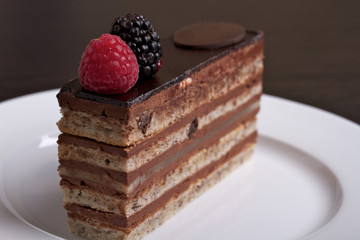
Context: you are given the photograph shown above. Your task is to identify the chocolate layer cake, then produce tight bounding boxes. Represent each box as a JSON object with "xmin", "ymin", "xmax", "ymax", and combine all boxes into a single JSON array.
[{"xmin": 57, "ymin": 21, "xmax": 264, "ymax": 240}]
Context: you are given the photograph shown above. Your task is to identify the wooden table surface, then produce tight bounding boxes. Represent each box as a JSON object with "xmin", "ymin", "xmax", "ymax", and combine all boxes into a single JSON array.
[{"xmin": 0, "ymin": 0, "xmax": 359, "ymax": 124}]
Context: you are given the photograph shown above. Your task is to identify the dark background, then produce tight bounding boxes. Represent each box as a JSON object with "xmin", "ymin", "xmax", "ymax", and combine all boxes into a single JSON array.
[{"xmin": 0, "ymin": 0, "xmax": 359, "ymax": 124}]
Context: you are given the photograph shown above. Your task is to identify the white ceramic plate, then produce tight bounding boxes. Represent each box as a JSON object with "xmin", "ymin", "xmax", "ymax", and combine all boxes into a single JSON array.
[{"xmin": 0, "ymin": 90, "xmax": 359, "ymax": 240}]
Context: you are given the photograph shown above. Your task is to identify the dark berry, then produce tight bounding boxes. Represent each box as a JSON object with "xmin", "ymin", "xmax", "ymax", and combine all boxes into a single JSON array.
[{"xmin": 111, "ymin": 14, "xmax": 163, "ymax": 78}]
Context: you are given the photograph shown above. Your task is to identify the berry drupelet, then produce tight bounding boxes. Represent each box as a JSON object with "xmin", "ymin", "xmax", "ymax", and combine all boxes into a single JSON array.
[{"xmin": 110, "ymin": 14, "xmax": 163, "ymax": 78}]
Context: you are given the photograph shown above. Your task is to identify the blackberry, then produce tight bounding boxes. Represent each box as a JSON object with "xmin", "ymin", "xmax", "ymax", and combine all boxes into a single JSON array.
[{"xmin": 110, "ymin": 14, "xmax": 162, "ymax": 78}]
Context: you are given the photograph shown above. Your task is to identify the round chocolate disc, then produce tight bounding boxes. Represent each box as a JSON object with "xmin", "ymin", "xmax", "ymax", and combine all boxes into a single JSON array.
[{"xmin": 174, "ymin": 22, "xmax": 246, "ymax": 49}]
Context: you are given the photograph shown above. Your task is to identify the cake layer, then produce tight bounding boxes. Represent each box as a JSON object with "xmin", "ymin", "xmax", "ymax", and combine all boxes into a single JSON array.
[
  {"xmin": 59, "ymin": 116, "xmax": 256, "ymax": 201},
  {"xmin": 57, "ymin": 83, "xmax": 261, "ymax": 175},
  {"xmin": 58, "ymin": 98, "xmax": 259, "ymax": 199},
  {"xmin": 60, "ymin": 120, "xmax": 256, "ymax": 218},
  {"xmin": 57, "ymin": 36, "xmax": 263, "ymax": 147},
  {"xmin": 65, "ymin": 144, "xmax": 254, "ymax": 240},
  {"xmin": 64, "ymin": 140, "xmax": 254, "ymax": 229}
]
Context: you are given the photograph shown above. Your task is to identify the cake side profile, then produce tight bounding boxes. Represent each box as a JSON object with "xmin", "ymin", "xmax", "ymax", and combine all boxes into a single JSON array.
[{"xmin": 56, "ymin": 17, "xmax": 264, "ymax": 240}]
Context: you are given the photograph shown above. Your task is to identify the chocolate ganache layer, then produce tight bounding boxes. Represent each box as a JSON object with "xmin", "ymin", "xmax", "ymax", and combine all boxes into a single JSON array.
[
  {"xmin": 64, "ymin": 134, "xmax": 256, "ymax": 229},
  {"xmin": 60, "ymin": 119, "xmax": 257, "ymax": 200},
  {"xmin": 59, "ymin": 104, "xmax": 259, "ymax": 199},
  {"xmin": 58, "ymin": 96, "xmax": 260, "ymax": 186},
  {"xmin": 57, "ymin": 29, "xmax": 263, "ymax": 111}
]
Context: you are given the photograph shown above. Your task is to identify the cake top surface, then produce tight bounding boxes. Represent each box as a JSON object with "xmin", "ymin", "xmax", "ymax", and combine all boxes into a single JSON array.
[{"xmin": 59, "ymin": 23, "xmax": 263, "ymax": 108}]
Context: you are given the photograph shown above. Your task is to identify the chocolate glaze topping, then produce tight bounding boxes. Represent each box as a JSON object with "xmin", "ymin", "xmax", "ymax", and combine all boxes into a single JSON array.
[
  {"xmin": 58, "ymin": 30, "xmax": 263, "ymax": 108},
  {"xmin": 174, "ymin": 22, "xmax": 246, "ymax": 49}
]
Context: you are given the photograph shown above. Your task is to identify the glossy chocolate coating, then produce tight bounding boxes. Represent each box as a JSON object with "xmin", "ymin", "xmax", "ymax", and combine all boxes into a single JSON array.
[{"xmin": 59, "ymin": 29, "xmax": 262, "ymax": 108}]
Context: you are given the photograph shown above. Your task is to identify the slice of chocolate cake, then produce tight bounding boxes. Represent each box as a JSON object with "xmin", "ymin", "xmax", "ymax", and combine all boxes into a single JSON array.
[{"xmin": 57, "ymin": 19, "xmax": 264, "ymax": 240}]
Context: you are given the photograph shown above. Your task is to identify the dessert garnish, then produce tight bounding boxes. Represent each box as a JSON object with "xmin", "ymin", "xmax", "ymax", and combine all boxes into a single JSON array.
[
  {"xmin": 174, "ymin": 22, "xmax": 246, "ymax": 49},
  {"xmin": 78, "ymin": 33, "xmax": 139, "ymax": 94},
  {"xmin": 110, "ymin": 14, "xmax": 163, "ymax": 78}
]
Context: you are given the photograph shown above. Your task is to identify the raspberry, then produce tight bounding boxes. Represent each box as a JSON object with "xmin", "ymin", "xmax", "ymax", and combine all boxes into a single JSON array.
[
  {"xmin": 110, "ymin": 14, "xmax": 162, "ymax": 78},
  {"xmin": 78, "ymin": 33, "xmax": 139, "ymax": 94}
]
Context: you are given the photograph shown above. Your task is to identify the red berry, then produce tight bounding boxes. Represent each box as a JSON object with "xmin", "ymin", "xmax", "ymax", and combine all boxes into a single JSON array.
[{"xmin": 78, "ymin": 33, "xmax": 139, "ymax": 94}]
